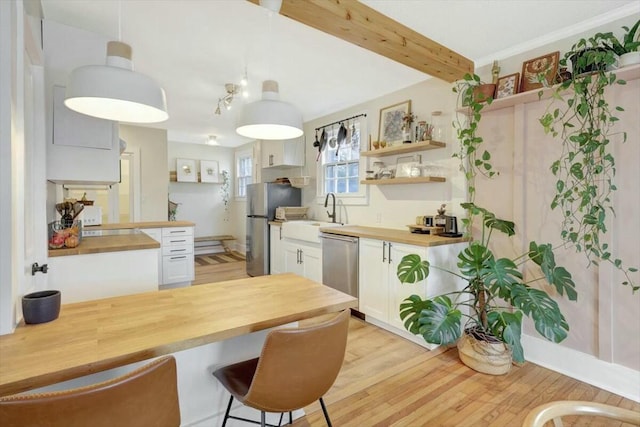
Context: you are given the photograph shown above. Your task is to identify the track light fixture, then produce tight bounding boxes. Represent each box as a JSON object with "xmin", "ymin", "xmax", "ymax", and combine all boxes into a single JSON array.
[{"xmin": 214, "ymin": 83, "xmax": 241, "ymax": 115}]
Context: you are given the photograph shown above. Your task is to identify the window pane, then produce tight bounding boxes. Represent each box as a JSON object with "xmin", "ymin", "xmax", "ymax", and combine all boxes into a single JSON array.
[
  {"xmin": 336, "ymin": 164, "xmax": 346, "ymax": 178},
  {"xmin": 326, "ymin": 165, "xmax": 334, "ymax": 178},
  {"xmin": 336, "ymin": 179, "xmax": 347, "ymax": 193},
  {"xmin": 348, "ymin": 178, "xmax": 359, "ymax": 192},
  {"xmin": 348, "ymin": 162, "xmax": 358, "ymax": 177}
]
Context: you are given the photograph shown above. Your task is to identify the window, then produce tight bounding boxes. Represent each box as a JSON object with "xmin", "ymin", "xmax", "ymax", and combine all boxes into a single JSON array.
[
  {"xmin": 235, "ymin": 150, "xmax": 253, "ymax": 198},
  {"xmin": 321, "ymin": 121, "xmax": 361, "ymax": 195}
]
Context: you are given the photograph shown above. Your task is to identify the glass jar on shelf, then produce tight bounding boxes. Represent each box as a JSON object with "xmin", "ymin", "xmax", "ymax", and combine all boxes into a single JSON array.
[{"xmin": 431, "ymin": 111, "xmax": 446, "ymax": 143}]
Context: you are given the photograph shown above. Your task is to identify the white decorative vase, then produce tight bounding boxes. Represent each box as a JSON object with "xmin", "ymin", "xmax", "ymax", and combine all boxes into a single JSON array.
[{"xmin": 618, "ymin": 52, "xmax": 640, "ymax": 68}]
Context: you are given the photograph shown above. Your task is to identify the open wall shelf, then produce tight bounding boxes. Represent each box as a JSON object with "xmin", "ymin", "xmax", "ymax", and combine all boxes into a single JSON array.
[{"xmin": 361, "ymin": 140, "xmax": 446, "ymax": 157}]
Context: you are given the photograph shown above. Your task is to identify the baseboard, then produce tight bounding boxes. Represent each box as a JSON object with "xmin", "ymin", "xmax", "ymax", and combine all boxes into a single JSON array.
[{"xmin": 522, "ymin": 334, "xmax": 640, "ymax": 402}]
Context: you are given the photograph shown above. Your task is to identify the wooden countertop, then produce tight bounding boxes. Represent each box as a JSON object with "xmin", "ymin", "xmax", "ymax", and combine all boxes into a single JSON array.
[
  {"xmin": 319, "ymin": 225, "xmax": 469, "ymax": 247},
  {"xmin": 0, "ymin": 273, "xmax": 357, "ymax": 396},
  {"xmin": 48, "ymin": 233, "xmax": 160, "ymax": 258},
  {"xmin": 88, "ymin": 221, "xmax": 195, "ymax": 230}
]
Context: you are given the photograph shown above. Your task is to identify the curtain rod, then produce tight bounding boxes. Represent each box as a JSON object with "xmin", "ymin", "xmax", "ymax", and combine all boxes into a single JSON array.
[{"xmin": 314, "ymin": 113, "xmax": 367, "ymax": 132}]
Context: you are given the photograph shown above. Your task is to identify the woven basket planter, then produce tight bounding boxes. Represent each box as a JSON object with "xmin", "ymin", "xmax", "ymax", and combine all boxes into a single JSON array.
[{"xmin": 457, "ymin": 328, "xmax": 512, "ymax": 375}]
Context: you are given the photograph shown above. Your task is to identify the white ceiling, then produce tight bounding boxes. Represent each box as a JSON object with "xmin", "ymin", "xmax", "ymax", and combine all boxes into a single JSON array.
[{"xmin": 41, "ymin": 0, "xmax": 639, "ymax": 147}]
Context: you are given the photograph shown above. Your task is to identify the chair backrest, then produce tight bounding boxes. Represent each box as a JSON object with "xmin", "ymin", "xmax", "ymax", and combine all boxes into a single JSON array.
[
  {"xmin": 522, "ymin": 400, "xmax": 640, "ymax": 427},
  {"xmin": 0, "ymin": 355, "xmax": 180, "ymax": 427},
  {"xmin": 244, "ymin": 310, "xmax": 350, "ymax": 413}
]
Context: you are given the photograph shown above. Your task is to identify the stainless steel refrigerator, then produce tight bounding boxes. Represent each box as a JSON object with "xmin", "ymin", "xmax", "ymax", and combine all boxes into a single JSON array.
[{"xmin": 246, "ymin": 183, "xmax": 301, "ymax": 276}]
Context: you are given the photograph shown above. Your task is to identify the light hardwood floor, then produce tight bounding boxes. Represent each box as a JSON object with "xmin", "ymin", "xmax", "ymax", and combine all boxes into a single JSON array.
[{"xmin": 194, "ymin": 258, "xmax": 640, "ymax": 426}]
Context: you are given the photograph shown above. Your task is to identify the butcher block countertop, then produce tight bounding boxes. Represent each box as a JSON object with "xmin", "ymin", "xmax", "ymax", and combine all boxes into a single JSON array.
[
  {"xmin": 319, "ymin": 225, "xmax": 469, "ymax": 247},
  {"xmin": 48, "ymin": 232, "xmax": 160, "ymax": 258},
  {"xmin": 88, "ymin": 220, "xmax": 195, "ymax": 230},
  {"xmin": 0, "ymin": 273, "xmax": 357, "ymax": 396}
]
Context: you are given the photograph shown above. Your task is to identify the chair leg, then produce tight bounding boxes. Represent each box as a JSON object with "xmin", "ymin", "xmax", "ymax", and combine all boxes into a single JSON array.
[
  {"xmin": 289, "ymin": 411, "xmax": 293, "ymax": 425},
  {"xmin": 278, "ymin": 412, "xmax": 284, "ymax": 426},
  {"xmin": 319, "ymin": 397, "xmax": 332, "ymax": 427},
  {"xmin": 261, "ymin": 411, "xmax": 266, "ymax": 427},
  {"xmin": 221, "ymin": 396, "xmax": 234, "ymax": 427}
]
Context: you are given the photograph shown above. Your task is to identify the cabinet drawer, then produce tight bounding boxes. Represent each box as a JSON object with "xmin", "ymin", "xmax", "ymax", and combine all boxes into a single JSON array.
[
  {"xmin": 162, "ymin": 254, "xmax": 194, "ymax": 285},
  {"xmin": 162, "ymin": 235, "xmax": 194, "ymax": 247},
  {"xmin": 162, "ymin": 244, "xmax": 193, "ymax": 256},
  {"xmin": 162, "ymin": 227, "xmax": 194, "ymax": 237}
]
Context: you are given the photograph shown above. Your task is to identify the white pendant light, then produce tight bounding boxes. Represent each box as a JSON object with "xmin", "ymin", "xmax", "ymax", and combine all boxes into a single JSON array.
[
  {"xmin": 236, "ymin": 80, "xmax": 303, "ymax": 140},
  {"xmin": 64, "ymin": 41, "xmax": 168, "ymax": 123}
]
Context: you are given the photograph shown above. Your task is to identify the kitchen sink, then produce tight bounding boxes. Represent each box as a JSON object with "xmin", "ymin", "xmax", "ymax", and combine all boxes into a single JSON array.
[{"xmin": 280, "ymin": 220, "xmax": 344, "ymax": 243}]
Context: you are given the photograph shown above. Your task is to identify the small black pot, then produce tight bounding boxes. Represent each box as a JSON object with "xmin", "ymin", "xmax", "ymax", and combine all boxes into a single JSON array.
[
  {"xmin": 569, "ymin": 47, "xmax": 611, "ymax": 76},
  {"xmin": 22, "ymin": 290, "xmax": 61, "ymax": 324}
]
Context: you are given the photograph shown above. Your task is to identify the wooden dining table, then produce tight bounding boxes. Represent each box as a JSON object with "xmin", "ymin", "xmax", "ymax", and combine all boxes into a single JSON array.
[{"xmin": 0, "ymin": 273, "xmax": 358, "ymax": 397}]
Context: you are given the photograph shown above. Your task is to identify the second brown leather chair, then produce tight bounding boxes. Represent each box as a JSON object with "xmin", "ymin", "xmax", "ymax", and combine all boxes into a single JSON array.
[
  {"xmin": 213, "ymin": 309, "xmax": 350, "ymax": 427},
  {"xmin": 0, "ymin": 355, "xmax": 180, "ymax": 427}
]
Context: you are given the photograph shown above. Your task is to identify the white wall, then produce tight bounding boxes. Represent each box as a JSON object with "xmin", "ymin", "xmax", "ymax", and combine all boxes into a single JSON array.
[
  {"xmin": 167, "ymin": 141, "xmax": 235, "ymax": 238},
  {"xmin": 120, "ymin": 125, "xmax": 169, "ymax": 221}
]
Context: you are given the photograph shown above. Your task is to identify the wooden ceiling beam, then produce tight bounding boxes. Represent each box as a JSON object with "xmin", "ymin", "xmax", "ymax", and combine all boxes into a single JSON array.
[{"xmin": 248, "ymin": 0, "xmax": 474, "ymax": 82}]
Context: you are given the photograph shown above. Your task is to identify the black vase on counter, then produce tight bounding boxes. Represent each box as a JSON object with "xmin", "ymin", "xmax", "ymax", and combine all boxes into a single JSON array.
[{"xmin": 22, "ymin": 290, "xmax": 61, "ymax": 324}]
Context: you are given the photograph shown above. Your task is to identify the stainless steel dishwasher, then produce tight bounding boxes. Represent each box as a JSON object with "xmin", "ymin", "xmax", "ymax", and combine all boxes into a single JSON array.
[{"xmin": 320, "ymin": 232, "xmax": 359, "ymax": 299}]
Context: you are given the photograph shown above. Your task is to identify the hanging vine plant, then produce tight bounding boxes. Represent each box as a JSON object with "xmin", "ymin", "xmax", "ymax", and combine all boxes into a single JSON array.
[
  {"xmin": 539, "ymin": 32, "xmax": 638, "ymax": 291},
  {"xmin": 220, "ymin": 170, "xmax": 230, "ymax": 222}
]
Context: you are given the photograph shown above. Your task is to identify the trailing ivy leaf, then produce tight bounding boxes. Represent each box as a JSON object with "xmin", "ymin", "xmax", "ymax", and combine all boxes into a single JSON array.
[
  {"xmin": 417, "ymin": 296, "xmax": 462, "ymax": 345},
  {"xmin": 400, "ymin": 295, "xmax": 432, "ymax": 335},
  {"xmin": 397, "ymin": 254, "xmax": 430, "ymax": 284},
  {"xmin": 487, "ymin": 310, "xmax": 524, "ymax": 363}
]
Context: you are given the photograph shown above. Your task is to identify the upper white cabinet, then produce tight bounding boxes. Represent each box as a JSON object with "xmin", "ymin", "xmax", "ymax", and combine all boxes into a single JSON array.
[
  {"xmin": 47, "ymin": 86, "xmax": 120, "ymax": 184},
  {"xmin": 261, "ymin": 139, "xmax": 304, "ymax": 168}
]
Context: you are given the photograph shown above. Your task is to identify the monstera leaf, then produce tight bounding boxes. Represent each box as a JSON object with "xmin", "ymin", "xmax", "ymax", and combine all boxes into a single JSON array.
[
  {"xmin": 417, "ymin": 296, "xmax": 462, "ymax": 345},
  {"xmin": 399, "ymin": 295, "xmax": 432, "ymax": 335},
  {"xmin": 483, "ymin": 257, "xmax": 523, "ymax": 300},
  {"xmin": 458, "ymin": 242, "xmax": 493, "ymax": 280},
  {"xmin": 487, "ymin": 310, "xmax": 524, "ymax": 363},
  {"xmin": 397, "ymin": 254, "xmax": 430, "ymax": 284},
  {"xmin": 529, "ymin": 241, "xmax": 577, "ymax": 300},
  {"xmin": 510, "ymin": 284, "xmax": 569, "ymax": 343},
  {"xmin": 461, "ymin": 202, "xmax": 515, "ymax": 236}
]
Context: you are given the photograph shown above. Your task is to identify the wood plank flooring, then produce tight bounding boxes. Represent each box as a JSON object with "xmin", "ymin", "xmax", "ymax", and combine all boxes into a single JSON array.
[{"xmin": 194, "ymin": 259, "xmax": 640, "ymax": 426}]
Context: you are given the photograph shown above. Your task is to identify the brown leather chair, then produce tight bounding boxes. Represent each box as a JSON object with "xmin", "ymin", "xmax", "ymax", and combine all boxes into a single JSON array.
[
  {"xmin": 522, "ymin": 400, "xmax": 640, "ymax": 427},
  {"xmin": 0, "ymin": 355, "xmax": 180, "ymax": 427},
  {"xmin": 213, "ymin": 310, "xmax": 350, "ymax": 427}
]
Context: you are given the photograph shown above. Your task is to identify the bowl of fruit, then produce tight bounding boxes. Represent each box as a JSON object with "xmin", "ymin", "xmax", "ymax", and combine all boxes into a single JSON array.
[{"xmin": 48, "ymin": 221, "xmax": 81, "ymax": 249}]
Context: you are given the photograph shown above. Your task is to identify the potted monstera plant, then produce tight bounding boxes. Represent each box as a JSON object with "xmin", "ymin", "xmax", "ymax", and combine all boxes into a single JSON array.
[{"xmin": 397, "ymin": 203, "xmax": 577, "ymax": 373}]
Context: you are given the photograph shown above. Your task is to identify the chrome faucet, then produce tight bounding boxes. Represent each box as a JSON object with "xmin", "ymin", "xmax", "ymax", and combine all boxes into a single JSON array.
[{"xmin": 324, "ymin": 192, "xmax": 336, "ymax": 223}]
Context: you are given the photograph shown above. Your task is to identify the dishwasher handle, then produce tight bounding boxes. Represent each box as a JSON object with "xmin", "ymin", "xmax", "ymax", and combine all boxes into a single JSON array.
[{"xmin": 319, "ymin": 233, "xmax": 358, "ymax": 244}]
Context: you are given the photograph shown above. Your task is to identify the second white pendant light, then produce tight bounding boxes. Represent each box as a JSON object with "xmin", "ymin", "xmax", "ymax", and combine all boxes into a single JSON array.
[
  {"xmin": 64, "ymin": 41, "xmax": 168, "ymax": 124},
  {"xmin": 236, "ymin": 80, "xmax": 303, "ymax": 140}
]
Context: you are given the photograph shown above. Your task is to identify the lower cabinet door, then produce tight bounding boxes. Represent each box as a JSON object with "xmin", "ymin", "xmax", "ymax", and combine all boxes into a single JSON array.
[
  {"xmin": 282, "ymin": 241, "xmax": 304, "ymax": 277},
  {"xmin": 301, "ymin": 245, "xmax": 322, "ymax": 283},
  {"xmin": 358, "ymin": 238, "xmax": 388, "ymax": 321},
  {"xmin": 162, "ymin": 254, "xmax": 194, "ymax": 285}
]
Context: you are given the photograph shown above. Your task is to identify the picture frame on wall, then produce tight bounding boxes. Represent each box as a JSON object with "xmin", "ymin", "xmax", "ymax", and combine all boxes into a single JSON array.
[
  {"xmin": 200, "ymin": 160, "xmax": 220, "ymax": 183},
  {"xmin": 495, "ymin": 72, "xmax": 521, "ymax": 99},
  {"xmin": 520, "ymin": 51, "xmax": 559, "ymax": 93},
  {"xmin": 378, "ymin": 100, "xmax": 411, "ymax": 146},
  {"xmin": 176, "ymin": 158, "xmax": 197, "ymax": 182}
]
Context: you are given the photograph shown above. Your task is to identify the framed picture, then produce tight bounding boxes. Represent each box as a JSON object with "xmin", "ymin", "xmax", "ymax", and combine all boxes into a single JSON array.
[
  {"xmin": 520, "ymin": 51, "xmax": 559, "ymax": 93},
  {"xmin": 378, "ymin": 100, "xmax": 411, "ymax": 146},
  {"xmin": 176, "ymin": 158, "xmax": 197, "ymax": 182},
  {"xmin": 495, "ymin": 73, "xmax": 520, "ymax": 98},
  {"xmin": 200, "ymin": 160, "xmax": 219, "ymax": 183}
]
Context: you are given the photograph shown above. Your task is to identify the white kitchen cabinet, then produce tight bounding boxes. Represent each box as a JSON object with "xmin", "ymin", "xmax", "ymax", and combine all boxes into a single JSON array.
[
  {"xmin": 270, "ymin": 225, "xmax": 284, "ymax": 274},
  {"xmin": 261, "ymin": 139, "xmax": 304, "ymax": 168},
  {"xmin": 47, "ymin": 86, "xmax": 120, "ymax": 184},
  {"xmin": 359, "ymin": 237, "xmax": 466, "ymax": 349},
  {"xmin": 141, "ymin": 228, "xmax": 163, "ymax": 285},
  {"xmin": 281, "ymin": 239, "xmax": 322, "ymax": 283},
  {"xmin": 142, "ymin": 226, "xmax": 194, "ymax": 289}
]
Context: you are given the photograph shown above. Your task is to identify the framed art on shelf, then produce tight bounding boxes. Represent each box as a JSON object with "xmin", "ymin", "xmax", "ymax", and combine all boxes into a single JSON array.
[
  {"xmin": 200, "ymin": 160, "xmax": 220, "ymax": 183},
  {"xmin": 520, "ymin": 51, "xmax": 559, "ymax": 93},
  {"xmin": 495, "ymin": 73, "xmax": 520, "ymax": 99},
  {"xmin": 176, "ymin": 158, "xmax": 197, "ymax": 182},
  {"xmin": 378, "ymin": 100, "xmax": 411, "ymax": 146}
]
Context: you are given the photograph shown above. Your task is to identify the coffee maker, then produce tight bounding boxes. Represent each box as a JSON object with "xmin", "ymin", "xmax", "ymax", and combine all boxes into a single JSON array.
[{"xmin": 441, "ymin": 215, "xmax": 462, "ymax": 237}]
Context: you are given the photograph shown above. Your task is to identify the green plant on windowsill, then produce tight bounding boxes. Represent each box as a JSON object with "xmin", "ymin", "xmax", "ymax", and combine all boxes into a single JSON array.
[
  {"xmin": 603, "ymin": 19, "xmax": 640, "ymax": 56},
  {"xmin": 394, "ymin": 74, "xmax": 577, "ymax": 371},
  {"xmin": 539, "ymin": 31, "xmax": 638, "ymax": 291}
]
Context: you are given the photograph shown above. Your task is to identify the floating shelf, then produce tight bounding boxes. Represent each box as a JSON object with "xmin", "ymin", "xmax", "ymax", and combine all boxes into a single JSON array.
[
  {"xmin": 361, "ymin": 176, "xmax": 446, "ymax": 185},
  {"xmin": 361, "ymin": 140, "xmax": 446, "ymax": 157},
  {"xmin": 457, "ymin": 64, "xmax": 640, "ymax": 114}
]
